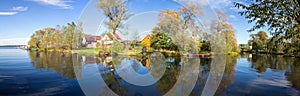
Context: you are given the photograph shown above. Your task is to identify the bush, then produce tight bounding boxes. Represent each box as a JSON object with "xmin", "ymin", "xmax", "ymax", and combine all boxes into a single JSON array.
[
  {"xmin": 147, "ymin": 48, "xmax": 154, "ymax": 53},
  {"xmin": 110, "ymin": 42, "xmax": 124, "ymax": 53}
]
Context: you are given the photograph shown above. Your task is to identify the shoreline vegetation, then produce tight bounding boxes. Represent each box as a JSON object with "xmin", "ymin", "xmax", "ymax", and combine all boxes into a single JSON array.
[
  {"xmin": 21, "ymin": 0, "xmax": 299, "ymax": 59},
  {"xmin": 25, "ymin": 47, "xmax": 238, "ymax": 58},
  {"xmin": 26, "ymin": 0, "xmax": 245, "ymax": 58}
]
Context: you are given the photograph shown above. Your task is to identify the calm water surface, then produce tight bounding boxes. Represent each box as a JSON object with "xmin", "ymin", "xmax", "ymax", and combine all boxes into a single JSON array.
[{"xmin": 0, "ymin": 47, "xmax": 299, "ymax": 96}]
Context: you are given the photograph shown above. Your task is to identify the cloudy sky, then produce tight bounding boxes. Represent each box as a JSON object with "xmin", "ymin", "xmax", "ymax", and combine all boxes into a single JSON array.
[{"xmin": 0, "ymin": 0, "xmax": 266, "ymax": 45}]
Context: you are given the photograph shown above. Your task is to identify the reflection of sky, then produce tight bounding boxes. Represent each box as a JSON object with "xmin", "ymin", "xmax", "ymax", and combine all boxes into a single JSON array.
[
  {"xmin": 227, "ymin": 58, "xmax": 300, "ymax": 96},
  {"xmin": 78, "ymin": 58, "xmax": 163, "ymax": 96},
  {"xmin": 115, "ymin": 58, "xmax": 156, "ymax": 85},
  {"xmin": 0, "ymin": 48, "xmax": 84, "ymax": 95}
]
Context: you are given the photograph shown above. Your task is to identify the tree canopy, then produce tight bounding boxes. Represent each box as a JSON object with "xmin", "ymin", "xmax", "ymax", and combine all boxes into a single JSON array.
[
  {"xmin": 235, "ymin": 0, "xmax": 300, "ymax": 55},
  {"xmin": 97, "ymin": 0, "xmax": 132, "ymax": 34},
  {"xmin": 28, "ymin": 22, "xmax": 83, "ymax": 51},
  {"xmin": 234, "ymin": 0, "xmax": 300, "ymax": 39}
]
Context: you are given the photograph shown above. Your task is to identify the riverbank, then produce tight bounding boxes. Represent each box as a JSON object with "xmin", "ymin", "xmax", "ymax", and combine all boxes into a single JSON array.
[
  {"xmin": 241, "ymin": 51, "xmax": 300, "ymax": 58},
  {"xmin": 26, "ymin": 48, "xmax": 239, "ymax": 58}
]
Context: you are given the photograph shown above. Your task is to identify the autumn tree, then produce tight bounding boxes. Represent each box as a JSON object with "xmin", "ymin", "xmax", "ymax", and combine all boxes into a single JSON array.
[
  {"xmin": 28, "ymin": 34, "xmax": 38, "ymax": 48},
  {"xmin": 179, "ymin": 3, "xmax": 202, "ymax": 37},
  {"xmin": 97, "ymin": 0, "xmax": 132, "ymax": 34},
  {"xmin": 213, "ymin": 10, "xmax": 239, "ymax": 53},
  {"xmin": 28, "ymin": 28, "xmax": 54, "ymax": 50},
  {"xmin": 154, "ymin": 3, "xmax": 204, "ymax": 53},
  {"xmin": 28, "ymin": 22, "xmax": 83, "ymax": 51}
]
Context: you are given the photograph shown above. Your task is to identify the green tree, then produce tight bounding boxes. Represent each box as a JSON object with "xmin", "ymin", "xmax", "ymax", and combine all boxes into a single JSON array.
[
  {"xmin": 150, "ymin": 30, "xmax": 177, "ymax": 51},
  {"xmin": 201, "ymin": 40, "xmax": 211, "ymax": 52},
  {"xmin": 97, "ymin": 0, "xmax": 132, "ymax": 34},
  {"xmin": 235, "ymin": 0, "xmax": 300, "ymax": 55},
  {"xmin": 250, "ymin": 31, "xmax": 269, "ymax": 52},
  {"xmin": 234, "ymin": 0, "xmax": 300, "ymax": 36}
]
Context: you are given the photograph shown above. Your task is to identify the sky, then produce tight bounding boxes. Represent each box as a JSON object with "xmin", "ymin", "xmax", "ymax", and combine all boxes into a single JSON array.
[{"xmin": 0, "ymin": 0, "xmax": 268, "ymax": 45}]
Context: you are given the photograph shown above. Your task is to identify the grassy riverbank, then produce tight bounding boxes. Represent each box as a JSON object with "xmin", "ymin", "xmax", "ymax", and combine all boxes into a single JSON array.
[{"xmin": 27, "ymin": 47, "xmax": 239, "ymax": 57}]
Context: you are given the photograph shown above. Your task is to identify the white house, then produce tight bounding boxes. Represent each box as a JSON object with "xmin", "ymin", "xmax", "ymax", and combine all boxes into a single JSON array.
[{"xmin": 100, "ymin": 33, "xmax": 122, "ymax": 47}]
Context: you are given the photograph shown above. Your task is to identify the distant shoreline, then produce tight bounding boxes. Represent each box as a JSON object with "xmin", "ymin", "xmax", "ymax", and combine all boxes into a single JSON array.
[{"xmin": 0, "ymin": 45, "xmax": 26, "ymax": 47}]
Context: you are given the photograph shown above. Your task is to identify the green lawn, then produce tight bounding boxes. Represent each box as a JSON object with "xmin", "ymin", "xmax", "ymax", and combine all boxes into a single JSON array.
[{"xmin": 73, "ymin": 48, "xmax": 102, "ymax": 56}]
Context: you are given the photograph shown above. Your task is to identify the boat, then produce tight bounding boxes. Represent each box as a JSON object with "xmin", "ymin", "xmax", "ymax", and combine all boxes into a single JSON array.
[{"xmin": 187, "ymin": 54, "xmax": 211, "ymax": 58}]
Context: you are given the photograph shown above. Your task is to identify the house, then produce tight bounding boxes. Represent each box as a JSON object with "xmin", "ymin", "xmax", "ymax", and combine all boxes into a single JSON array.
[
  {"xmin": 139, "ymin": 34, "xmax": 152, "ymax": 48},
  {"xmin": 101, "ymin": 33, "xmax": 122, "ymax": 47},
  {"xmin": 82, "ymin": 34, "xmax": 101, "ymax": 48}
]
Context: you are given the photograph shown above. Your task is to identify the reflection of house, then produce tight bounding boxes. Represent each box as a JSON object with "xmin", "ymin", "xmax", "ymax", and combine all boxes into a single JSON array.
[
  {"xmin": 138, "ymin": 34, "xmax": 152, "ymax": 48},
  {"xmin": 82, "ymin": 56, "xmax": 97, "ymax": 64},
  {"xmin": 101, "ymin": 33, "xmax": 122, "ymax": 47},
  {"xmin": 82, "ymin": 34, "xmax": 101, "ymax": 48}
]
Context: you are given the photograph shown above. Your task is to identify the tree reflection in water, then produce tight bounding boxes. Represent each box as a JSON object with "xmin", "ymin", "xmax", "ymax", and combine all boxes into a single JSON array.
[
  {"xmin": 28, "ymin": 51, "xmax": 300, "ymax": 95},
  {"xmin": 246, "ymin": 54, "xmax": 300, "ymax": 91},
  {"xmin": 28, "ymin": 51, "xmax": 76, "ymax": 79}
]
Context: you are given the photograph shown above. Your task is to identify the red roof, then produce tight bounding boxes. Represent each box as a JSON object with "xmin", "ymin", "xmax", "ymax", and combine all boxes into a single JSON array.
[
  {"xmin": 95, "ymin": 36, "xmax": 101, "ymax": 40},
  {"xmin": 113, "ymin": 33, "xmax": 122, "ymax": 40},
  {"xmin": 106, "ymin": 33, "xmax": 122, "ymax": 41},
  {"xmin": 84, "ymin": 34, "xmax": 101, "ymax": 42}
]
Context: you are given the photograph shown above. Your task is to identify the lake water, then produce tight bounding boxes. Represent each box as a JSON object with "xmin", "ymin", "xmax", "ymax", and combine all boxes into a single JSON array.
[{"xmin": 0, "ymin": 47, "xmax": 299, "ymax": 96}]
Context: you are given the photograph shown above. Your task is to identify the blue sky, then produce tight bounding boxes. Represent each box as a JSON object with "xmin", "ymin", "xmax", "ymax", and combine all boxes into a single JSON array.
[{"xmin": 0, "ymin": 0, "xmax": 267, "ymax": 45}]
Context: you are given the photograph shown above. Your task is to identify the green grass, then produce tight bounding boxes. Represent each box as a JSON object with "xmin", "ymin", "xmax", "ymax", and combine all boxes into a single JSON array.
[
  {"xmin": 228, "ymin": 52, "xmax": 239, "ymax": 56},
  {"xmin": 74, "ymin": 48, "xmax": 102, "ymax": 56},
  {"xmin": 199, "ymin": 51, "xmax": 211, "ymax": 54}
]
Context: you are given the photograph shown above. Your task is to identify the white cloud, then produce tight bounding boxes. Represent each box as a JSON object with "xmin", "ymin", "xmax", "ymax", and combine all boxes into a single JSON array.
[
  {"xmin": 229, "ymin": 15, "xmax": 236, "ymax": 18},
  {"xmin": 0, "ymin": 6, "xmax": 29, "ymax": 16},
  {"xmin": 11, "ymin": 6, "xmax": 29, "ymax": 11},
  {"xmin": 0, "ymin": 12, "xmax": 18, "ymax": 16},
  {"xmin": 28, "ymin": 0, "xmax": 74, "ymax": 9},
  {"xmin": 207, "ymin": 0, "xmax": 233, "ymax": 9},
  {"xmin": 0, "ymin": 38, "xmax": 30, "ymax": 45}
]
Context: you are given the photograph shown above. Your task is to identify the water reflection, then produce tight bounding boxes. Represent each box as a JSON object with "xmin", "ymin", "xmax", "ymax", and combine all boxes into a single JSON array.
[
  {"xmin": 245, "ymin": 54, "xmax": 300, "ymax": 91},
  {"xmin": 28, "ymin": 51, "xmax": 300, "ymax": 95},
  {"xmin": 28, "ymin": 51, "xmax": 76, "ymax": 79}
]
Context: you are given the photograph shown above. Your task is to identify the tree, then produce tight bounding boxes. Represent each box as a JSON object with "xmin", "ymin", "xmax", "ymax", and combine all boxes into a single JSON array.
[
  {"xmin": 28, "ymin": 22, "xmax": 83, "ymax": 51},
  {"xmin": 201, "ymin": 40, "xmax": 211, "ymax": 52},
  {"xmin": 234, "ymin": 0, "xmax": 300, "ymax": 37},
  {"xmin": 249, "ymin": 31, "xmax": 269, "ymax": 52},
  {"xmin": 61, "ymin": 22, "xmax": 83, "ymax": 50},
  {"xmin": 150, "ymin": 30, "xmax": 177, "ymax": 51},
  {"xmin": 51, "ymin": 30, "xmax": 62, "ymax": 51},
  {"xmin": 28, "ymin": 34, "xmax": 38, "ymax": 48},
  {"xmin": 97, "ymin": 0, "xmax": 132, "ymax": 34},
  {"xmin": 156, "ymin": 8, "xmax": 201, "ymax": 53},
  {"xmin": 234, "ymin": 0, "xmax": 300, "ymax": 55},
  {"xmin": 213, "ymin": 10, "xmax": 239, "ymax": 53},
  {"xmin": 179, "ymin": 3, "xmax": 203, "ymax": 37}
]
